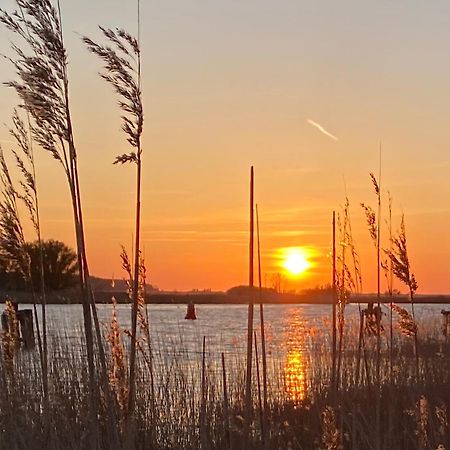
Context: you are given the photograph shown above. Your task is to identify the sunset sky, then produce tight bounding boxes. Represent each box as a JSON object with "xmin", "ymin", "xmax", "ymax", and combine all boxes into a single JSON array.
[{"xmin": 1, "ymin": 0, "xmax": 450, "ymax": 293}]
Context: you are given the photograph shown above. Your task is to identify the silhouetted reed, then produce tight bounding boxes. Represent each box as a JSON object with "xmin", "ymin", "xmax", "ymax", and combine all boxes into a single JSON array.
[
  {"xmin": 8, "ymin": 108, "xmax": 50, "ymax": 417},
  {"xmin": 0, "ymin": 146, "xmax": 46, "ymax": 373},
  {"xmin": 0, "ymin": 1, "xmax": 118, "ymax": 446},
  {"xmin": 0, "ymin": 307, "xmax": 448, "ymax": 450},
  {"xmin": 83, "ymin": 14, "xmax": 144, "ymax": 437},
  {"xmin": 387, "ymin": 214, "xmax": 420, "ymax": 379},
  {"xmin": 361, "ymin": 169, "xmax": 383, "ymax": 450}
]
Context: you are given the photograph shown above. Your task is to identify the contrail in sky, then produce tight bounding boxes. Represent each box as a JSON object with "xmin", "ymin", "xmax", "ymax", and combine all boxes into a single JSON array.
[{"xmin": 307, "ymin": 119, "xmax": 339, "ymax": 141}]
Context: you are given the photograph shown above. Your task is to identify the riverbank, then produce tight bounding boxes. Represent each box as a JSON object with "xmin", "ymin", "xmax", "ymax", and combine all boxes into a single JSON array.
[{"xmin": 1, "ymin": 288, "xmax": 449, "ymax": 305}]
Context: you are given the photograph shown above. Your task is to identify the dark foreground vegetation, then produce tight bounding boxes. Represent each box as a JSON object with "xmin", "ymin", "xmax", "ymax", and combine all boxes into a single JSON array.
[{"xmin": 1, "ymin": 312, "xmax": 449, "ymax": 450}]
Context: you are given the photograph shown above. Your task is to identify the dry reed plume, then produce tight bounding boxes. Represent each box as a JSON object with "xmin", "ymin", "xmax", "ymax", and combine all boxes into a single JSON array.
[
  {"xmin": 1, "ymin": 1, "xmax": 119, "ymax": 446},
  {"xmin": 83, "ymin": 17, "xmax": 144, "ymax": 437},
  {"xmin": 107, "ymin": 297, "xmax": 129, "ymax": 432}
]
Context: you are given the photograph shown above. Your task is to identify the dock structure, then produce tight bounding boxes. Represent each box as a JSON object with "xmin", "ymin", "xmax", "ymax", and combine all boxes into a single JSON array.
[
  {"xmin": 442, "ymin": 310, "xmax": 450, "ymax": 341},
  {"xmin": 1, "ymin": 301, "xmax": 35, "ymax": 350}
]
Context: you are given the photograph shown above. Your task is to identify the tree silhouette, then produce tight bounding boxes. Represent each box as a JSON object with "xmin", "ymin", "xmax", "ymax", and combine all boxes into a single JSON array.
[
  {"xmin": 24, "ymin": 240, "xmax": 78, "ymax": 290},
  {"xmin": 0, "ymin": 240, "xmax": 78, "ymax": 290}
]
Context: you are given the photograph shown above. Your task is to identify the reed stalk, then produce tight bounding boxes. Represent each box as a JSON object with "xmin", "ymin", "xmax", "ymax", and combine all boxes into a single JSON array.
[
  {"xmin": 0, "ymin": 147, "xmax": 43, "ymax": 362},
  {"xmin": 0, "ymin": 2, "xmax": 118, "ymax": 446},
  {"xmin": 83, "ymin": 3, "xmax": 144, "ymax": 438},
  {"xmin": 255, "ymin": 204, "xmax": 268, "ymax": 424},
  {"xmin": 254, "ymin": 331, "xmax": 265, "ymax": 449},
  {"xmin": 355, "ymin": 309, "xmax": 364, "ymax": 387},
  {"xmin": 387, "ymin": 214, "xmax": 419, "ymax": 379},
  {"xmin": 221, "ymin": 352, "xmax": 231, "ymax": 450},
  {"xmin": 375, "ymin": 168, "xmax": 382, "ymax": 450},
  {"xmin": 139, "ymin": 253, "xmax": 156, "ymax": 436},
  {"xmin": 200, "ymin": 336, "xmax": 207, "ymax": 449},
  {"xmin": 387, "ymin": 193, "xmax": 394, "ymax": 382},
  {"xmin": 244, "ymin": 166, "xmax": 255, "ymax": 445},
  {"xmin": 345, "ymin": 197, "xmax": 363, "ymax": 388},
  {"xmin": 385, "ymin": 192, "xmax": 394, "ymax": 450},
  {"xmin": 9, "ymin": 109, "xmax": 49, "ymax": 425},
  {"xmin": 335, "ymin": 198, "xmax": 357, "ymax": 390},
  {"xmin": 336, "ymin": 209, "xmax": 347, "ymax": 389},
  {"xmin": 331, "ymin": 211, "xmax": 337, "ymax": 394},
  {"xmin": 361, "ymin": 165, "xmax": 382, "ymax": 450}
]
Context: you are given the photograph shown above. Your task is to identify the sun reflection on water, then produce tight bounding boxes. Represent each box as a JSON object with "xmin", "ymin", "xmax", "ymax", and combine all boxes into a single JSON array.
[
  {"xmin": 283, "ymin": 308, "xmax": 308, "ymax": 401},
  {"xmin": 284, "ymin": 350, "xmax": 307, "ymax": 401}
]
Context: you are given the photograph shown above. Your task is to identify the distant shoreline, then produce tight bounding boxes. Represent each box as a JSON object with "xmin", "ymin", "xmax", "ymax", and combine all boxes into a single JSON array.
[{"xmin": 1, "ymin": 290, "xmax": 449, "ymax": 305}]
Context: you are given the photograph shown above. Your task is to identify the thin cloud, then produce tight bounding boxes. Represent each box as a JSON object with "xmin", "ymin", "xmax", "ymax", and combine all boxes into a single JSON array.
[{"xmin": 307, "ymin": 119, "xmax": 339, "ymax": 141}]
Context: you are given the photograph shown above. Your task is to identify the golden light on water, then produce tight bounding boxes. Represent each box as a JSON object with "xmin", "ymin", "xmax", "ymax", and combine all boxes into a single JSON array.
[
  {"xmin": 277, "ymin": 247, "xmax": 313, "ymax": 277},
  {"xmin": 283, "ymin": 307, "xmax": 308, "ymax": 402},
  {"xmin": 284, "ymin": 349, "xmax": 307, "ymax": 401}
]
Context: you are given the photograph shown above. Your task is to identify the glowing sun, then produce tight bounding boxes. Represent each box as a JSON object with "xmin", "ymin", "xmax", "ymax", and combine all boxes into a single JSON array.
[{"xmin": 281, "ymin": 248, "xmax": 311, "ymax": 276}]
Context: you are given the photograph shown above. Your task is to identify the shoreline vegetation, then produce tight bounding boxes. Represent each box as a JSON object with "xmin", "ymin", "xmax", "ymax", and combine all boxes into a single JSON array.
[{"xmin": 1, "ymin": 301, "xmax": 449, "ymax": 450}]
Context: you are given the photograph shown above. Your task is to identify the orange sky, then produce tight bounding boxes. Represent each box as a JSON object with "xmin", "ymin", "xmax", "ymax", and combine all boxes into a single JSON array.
[{"xmin": 0, "ymin": 0, "xmax": 449, "ymax": 293}]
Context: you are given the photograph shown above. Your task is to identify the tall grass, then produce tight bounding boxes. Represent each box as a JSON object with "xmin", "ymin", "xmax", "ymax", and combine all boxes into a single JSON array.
[
  {"xmin": 0, "ymin": 145, "xmax": 46, "ymax": 375},
  {"xmin": 387, "ymin": 214, "xmax": 420, "ymax": 379},
  {"xmin": 331, "ymin": 211, "xmax": 337, "ymax": 394},
  {"xmin": 361, "ymin": 170, "xmax": 382, "ymax": 450},
  {"xmin": 0, "ymin": 2, "xmax": 117, "ymax": 446},
  {"xmin": 83, "ymin": 8, "xmax": 144, "ymax": 436},
  {"xmin": 9, "ymin": 109, "xmax": 49, "ymax": 414},
  {"xmin": 0, "ymin": 306, "xmax": 448, "ymax": 450}
]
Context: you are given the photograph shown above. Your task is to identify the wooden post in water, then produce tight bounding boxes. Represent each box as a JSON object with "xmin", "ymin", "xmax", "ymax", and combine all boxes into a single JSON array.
[
  {"xmin": 1, "ymin": 305, "xmax": 35, "ymax": 351},
  {"xmin": 442, "ymin": 310, "xmax": 450, "ymax": 345},
  {"xmin": 331, "ymin": 211, "xmax": 337, "ymax": 393},
  {"xmin": 244, "ymin": 166, "xmax": 255, "ymax": 444},
  {"xmin": 18, "ymin": 310, "xmax": 35, "ymax": 350}
]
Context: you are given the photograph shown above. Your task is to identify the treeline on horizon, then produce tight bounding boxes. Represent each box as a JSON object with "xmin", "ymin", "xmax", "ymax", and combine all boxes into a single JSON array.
[{"xmin": 2, "ymin": 283, "xmax": 447, "ymax": 306}]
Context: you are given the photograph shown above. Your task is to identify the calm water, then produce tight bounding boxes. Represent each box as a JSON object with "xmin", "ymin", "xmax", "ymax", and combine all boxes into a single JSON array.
[
  {"xmin": 2, "ymin": 302, "xmax": 445, "ymax": 353},
  {"xmin": 2, "ymin": 302, "xmax": 446, "ymax": 400}
]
